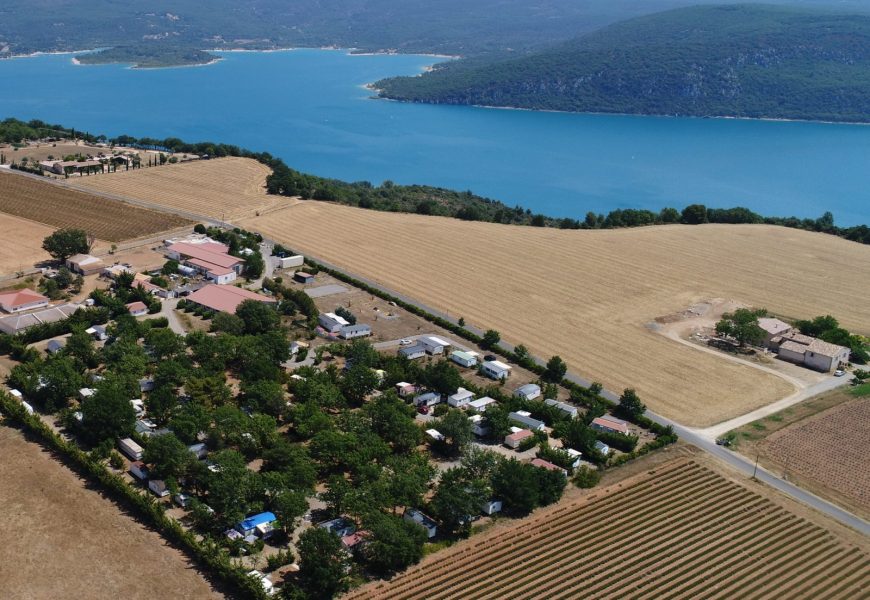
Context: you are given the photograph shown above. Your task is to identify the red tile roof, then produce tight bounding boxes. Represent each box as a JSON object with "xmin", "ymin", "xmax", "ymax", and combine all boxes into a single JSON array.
[
  {"xmin": 592, "ymin": 416, "xmax": 630, "ymax": 434},
  {"xmin": 0, "ymin": 288, "xmax": 48, "ymax": 310},
  {"xmin": 187, "ymin": 284, "xmax": 276, "ymax": 314},
  {"xmin": 187, "ymin": 258, "xmax": 235, "ymax": 276},
  {"xmin": 531, "ymin": 458, "xmax": 566, "ymax": 473},
  {"xmin": 168, "ymin": 242, "xmax": 243, "ymax": 269},
  {"xmin": 126, "ymin": 301, "xmax": 148, "ymax": 314}
]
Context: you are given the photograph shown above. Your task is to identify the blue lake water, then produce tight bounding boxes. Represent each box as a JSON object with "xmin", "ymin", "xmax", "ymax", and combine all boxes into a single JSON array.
[{"xmin": 1, "ymin": 49, "xmax": 869, "ymax": 225}]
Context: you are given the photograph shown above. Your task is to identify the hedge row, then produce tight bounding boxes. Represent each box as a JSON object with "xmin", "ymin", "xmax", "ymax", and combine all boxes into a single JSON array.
[
  {"xmin": 306, "ymin": 259, "xmax": 677, "ymax": 441},
  {"xmin": 0, "ymin": 392, "xmax": 271, "ymax": 600}
]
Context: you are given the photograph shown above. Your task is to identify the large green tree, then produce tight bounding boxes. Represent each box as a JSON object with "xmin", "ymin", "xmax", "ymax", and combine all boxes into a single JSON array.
[
  {"xmin": 716, "ymin": 308, "xmax": 765, "ymax": 347},
  {"xmin": 236, "ymin": 299, "xmax": 279, "ymax": 334},
  {"xmin": 296, "ymin": 527, "xmax": 350, "ymax": 600},
  {"xmin": 142, "ymin": 432, "xmax": 193, "ymax": 480},
  {"xmin": 80, "ymin": 377, "xmax": 137, "ymax": 445},
  {"xmin": 42, "ymin": 228, "xmax": 90, "ymax": 262}
]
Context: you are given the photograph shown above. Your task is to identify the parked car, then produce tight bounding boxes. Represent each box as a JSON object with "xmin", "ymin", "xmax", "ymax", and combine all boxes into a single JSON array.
[
  {"xmin": 173, "ymin": 493, "xmax": 191, "ymax": 508},
  {"xmin": 417, "ymin": 405, "xmax": 430, "ymax": 415},
  {"xmin": 400, "ymin": 338, "xmax": 413, "ymax": 346},
  {"xmin": 834, "ymin": 369, "xmax": 846, "ymax": 377},
  {"xmin": 484, "ymin": 354, "xmax": 497, "ymax": 362}
]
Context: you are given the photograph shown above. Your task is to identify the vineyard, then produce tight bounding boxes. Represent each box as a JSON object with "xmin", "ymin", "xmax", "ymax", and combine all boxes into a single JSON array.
[
  {"xmin": 346, "ymin": 460, "xmax": 870, "ymax": 600},
  {"xmin": 67, "ymin": 157, "xmax": 280, "ymax": 220},
  {"xmin": 765, "ymin": 398, "xmax": 870, "ymax": 512},
  {"xmin": 0, "ymin": 171, "xmax": 191, "ymax": 242}
]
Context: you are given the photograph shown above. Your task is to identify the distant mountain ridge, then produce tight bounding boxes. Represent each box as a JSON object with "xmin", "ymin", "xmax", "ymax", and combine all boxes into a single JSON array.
[{"xmin": 375, "ymin": 4, "xmax": 870, "ymax": 122}]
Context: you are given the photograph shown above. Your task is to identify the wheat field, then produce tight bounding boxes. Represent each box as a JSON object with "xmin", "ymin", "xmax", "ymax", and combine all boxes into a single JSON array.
[
  {"xmin": 241, "ymin": 203, "xmax": 870, "ymax": 426},
  {"xmin": 66, "ymin": 157, "xmax": 278, "ymax": 220}
]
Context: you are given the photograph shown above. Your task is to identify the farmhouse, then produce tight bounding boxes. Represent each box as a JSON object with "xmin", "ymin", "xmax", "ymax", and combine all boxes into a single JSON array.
[
  {"xmin": 294, "ymin": 271, "xmax": 315, "ymax": 284},
  {"xmin": 544, "ymin": 398, "xmax": 579, "ymax": 419},
  {"xmin": 66, "ymin": 254, "xmax": 105, "ymax": 276},
  {"xmin": 509, "ymin": 411, "xmax": 546, "ymax": 431},
  {"xmin": 531, "ymin": 458, "xmax": 568, "ymax": 477},
  {"xmin": 403, "ymin": 508, "xmax": 438, "ymax": 539},
  {"xmin": 126, "ymin": 301, "xmax": 148, "ymax": 316},
  {"xmin": 186, "ymin": 284, "xmax": 276, "ymax": 314},
  {"xmin": 0, "ymin": 289, "xmax": 49, "ymax": 313},
  {"xmin": 166, "ymin": 241, "xmax": 244, "ymax": 284},
  {"xmin": 420, "ymin": 336, "xmax": 451, "ymax": 355},
  {"xmin": 319, "ymin": 312, "xmax": 350, "ymax": 333},
  {"xmin": 514, "ymin": 383, "xmax": 541, "ymax": 401},
  {"xmin": 399, "ymin": 343, "xmax": 427, "ymax": 360},
  {"xmin": 758, "ymin": 317, "xmax": 793, "ymax": 347},
  {"xmin": 339, "ymin": 324, "xmax": 372, "ymax": 339},
  {"xmin": 468, "ymin": 396, "xmax": 498, "ymax": 412},
  {"xmin": 504, "ymin": 429, "xmax": 534, "ymax": 449},
  {"xmin": 40, "ymin": 159, "xmax": 103, "ymax": 175},
  {"xmin": 448, "ymin": 387, "xmax": 475, "ymax": 408},
  {"xmin": 0, "ymin": 303, "xmax": 79, "ymax": 334},
  {"xmin": 482, "ymin": 360, "xmax": 512, "ymax": 380},
  {"xmin": 772, "ymin": 332, "xmax": 851, "ymax": 373},
  {"xmin": 450, "ymin": 350, "xmax": 478, "ymax": 368},
  {"xmin": 591, "ymin": 415, "xmax": 630, "ymax": 435}
]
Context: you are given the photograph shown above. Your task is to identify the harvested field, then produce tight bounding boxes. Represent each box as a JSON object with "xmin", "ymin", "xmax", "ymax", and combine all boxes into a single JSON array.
[
  {"xmin": 67, "ymin": 157, "xmax": 280, "ymax": 220},
  {"xmin": 240, "ymin": 203, "xmax": 870, "ymax": 426},
  {"xmin": 0, "ymin": 213, "xmax": 54, "ymax": 273},
  {"xmin": 346, "ymin": 459, "xmax": 870, "ymax": 600},
  {"xmin": 0, "ymin": 170, "xmax": 191, "ymax": 242},
  {"xmin": 764, "ymin": 397, "xmax": 870, "ymax": 513},
  {"xmin": 0, "ymin": 425, "xmax": 221, "ymax": 600}
]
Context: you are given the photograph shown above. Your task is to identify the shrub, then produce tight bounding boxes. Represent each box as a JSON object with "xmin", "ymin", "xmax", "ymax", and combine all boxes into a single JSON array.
[{"xmin": 573, "ymin": 466, "xmax": 601, "ymax": 488}]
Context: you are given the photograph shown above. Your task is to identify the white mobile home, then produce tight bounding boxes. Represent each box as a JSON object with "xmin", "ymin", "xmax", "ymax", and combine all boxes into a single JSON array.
[
  {"xmin": 514, "ymin": 383, "xmax": 541, "ymax": 401},
  {"xmin": 318, "ymin": 312, "xmax": 350, "ymax": 333},
  {"xmin": 414, "ymin": 392, "xmax": 441, "ymax": 407},
  {"xmin": 119, "ymin": 438, "xmax": 144, "ymax": 461},
  {"xmin": 278, "ymin": 255, "xmax": 305, "ymax": 269},
  {"xmin": 148, "ymin": 479, "xmax": 170, "ymax": 497},
  {"xmin": 339, "ymin": 324, "xmax": 372, "ymax": 339},
  {"xmin": 420, "ymin": 336, "xmax": 451, "ymax": 355},
  {"xmin": 468, "ymin": 397, "xmax": 497, "ymax": 413},
  {"xmin": 544, "ymin": 398, "xmax": 579, "ymax": 419},
  {"xmin": 448, "ymin": 387, "xmax": 475, "ymax": 408},
  {"xmin": 129, "ymin": 461, "xmax": 150, "ymax": 480},
  {"xmin": 481, "ymin": 500, "xmax": 503, "ymax": 515},
  {"xmin": 404, "ymin": 508, "xmax": 438, "ymax": 539},
  {"xmin": 482, "ymin": 360, "xmax": 512, "ymax": 380},
  {"xmin": 509, "ymin": 411, "xmax": 546, "ymax": 432},
  {"xmin": 451, "ymin": 350, "xmax": 478, "ymax": 368},
  {"xmin": 399, "ymin": 344, "xmax": 427, "ymax": 360}
]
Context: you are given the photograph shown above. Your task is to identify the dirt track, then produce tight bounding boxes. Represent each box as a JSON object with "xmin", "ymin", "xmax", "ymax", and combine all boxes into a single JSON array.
[{"xmin": 0, "ymin": 426, "xmax": 222, "ymax": 600}]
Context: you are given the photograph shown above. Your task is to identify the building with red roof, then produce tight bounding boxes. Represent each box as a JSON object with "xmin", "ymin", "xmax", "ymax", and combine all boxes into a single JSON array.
[
  {"xmin": 186, "ymin": 284, "xmax": 276, "ymax": 314},
  {"xmin": 166, "ymin": 241, "xmax": 244, "ymax": 285},
  {"xmin": 0, "ymin": 289, "xmax": 49, "ymax": 313},
  {"xmin": 126, "ymin": 301, "xmax": 149, "ymax": 316}
]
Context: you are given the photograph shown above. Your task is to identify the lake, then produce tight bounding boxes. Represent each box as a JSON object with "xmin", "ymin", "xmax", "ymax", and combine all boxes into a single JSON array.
[{"xmin": 2, "ymin": 49, "xmax": 869, "ymax": 225}]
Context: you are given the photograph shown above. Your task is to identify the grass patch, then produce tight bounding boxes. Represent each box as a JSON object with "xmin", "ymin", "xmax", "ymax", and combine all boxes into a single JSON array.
[
  {"xmin": 765, "ymin": 414, "xmax": 784, "ymax": 423},
  {"xmin": 850, "ymin": 382, "xmax": 870, "ymax": 397},
  {"xmin": 751, "ymin": 422, "xmax": 767, "ymax": 431}
]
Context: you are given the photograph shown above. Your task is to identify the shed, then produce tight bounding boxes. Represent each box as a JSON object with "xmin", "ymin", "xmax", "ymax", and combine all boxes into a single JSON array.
[
  {"xmin": 278, "ymin": 255, "xmax": 305, "ymax": 269},
  {"xmin": 481, "ymin": 500, "xmax": 503, "ymax": 515},
  {"xmin": 469, "ymin": 414, "xmax": 490, "ymax": 437},
  {"xmin": 395, "ymin": 382, "xmax": 417, "ymax": 397},
  {"xmin": 514, "ymin": 383, "xmax": 541, "ymax": 401},
  {"xmin": 482, "ymin": 360, "xmax": 512, "ymax": 380},
  {"xmin": 294, "ymin": 271, "xmax": 315, "ymax": 284},
  {"xmin": 66, "ymin": 254, "xmax": 105, "ymax": 276},
  {"xmin": 0, "ymin": 288, "xmax": 49, "ymax": 314},
  {"xmin": 595, "ymin": 441, "xmax": 611, "ymax": 455}
]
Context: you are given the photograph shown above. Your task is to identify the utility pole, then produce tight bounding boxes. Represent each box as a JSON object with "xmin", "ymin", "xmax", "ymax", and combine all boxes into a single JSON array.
[{"xmin": 752, "ymin": 452, "xmax": 759, "ymax": 481}]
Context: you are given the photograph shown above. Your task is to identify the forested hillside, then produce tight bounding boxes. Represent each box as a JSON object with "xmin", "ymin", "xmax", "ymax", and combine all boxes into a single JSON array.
[{"xmin": 376, "ymin": 4, "xmax": 870, "ymax": 122}]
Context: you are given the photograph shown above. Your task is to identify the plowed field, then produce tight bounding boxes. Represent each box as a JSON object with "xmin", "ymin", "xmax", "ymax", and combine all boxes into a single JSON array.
[
  {"xmin": 0, "ymin": 171, "xmax": 191, "ymax": 242},
  {"xmin": 67, "ymin": 157, "xmax": 279, "ymax": 220},
  {"xmin": 240, "ymin": 203, "xmax": 870, "ymax": 426},
  {"xmin": 765, "ymin": 398, "xmax": 870, "ymax": 512},
  {"xmin": 346, "ymin": 460, "xmax": 870, "ymax": 600}
]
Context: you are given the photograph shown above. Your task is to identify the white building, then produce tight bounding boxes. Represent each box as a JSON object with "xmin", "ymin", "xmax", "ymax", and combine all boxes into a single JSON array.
[
  {"xmin": 148, "ymin": 479, "xmax": 170, "ymax": 497},
  {"xmin": 277, "ymin": 255, "xmax": 305, "ymax": 269},
  {"xmin": 420, "ymin": 336, "xmax": 451, "ymax": 355},
  {"xmin": 544, "ymin": 398, "xmax": 579, "ymax": 419},
  {"xmin": 339, "ymin": 324, "xmax": 372, "ymax": 339},
  {"xmin": 319, "ymin": 312, "xmax": 350, "ymax": 333},
  {"xmin": 481, "ymin": 360, "xmax": 512, "ymax": 380},
  {"xmin": 468, "ymin": 397, "xmax": 498, "ymax": 413},
  {"xmin": 119, "ymin": 438, "xmax": 144, "ymax": 461},
  {"xmin": 450, "ymin": 350, "xmax": 478, "ymax": 368},
  {"xmin": 514, "ymin": 383, "xmax": 541, "ymax": 401},
  {"xmin": 509, "ymin": 410, "xmax": 546, "ymax": 431},
  {"xmin": 469, "ymin": 414, "xmax": 490, "ymax": 437},
  {"xmin": 448, "ymin": 387, "xmax": 475, "ymax": 408},
  {"xmin": 399, "ymin": 344, "xmax": 427, "ymax": 360}
]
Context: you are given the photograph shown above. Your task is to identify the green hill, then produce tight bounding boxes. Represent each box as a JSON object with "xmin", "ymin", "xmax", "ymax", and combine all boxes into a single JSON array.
[{"xmin": 375, "ymin": 4, "xmax": 870, "ymax": 122}]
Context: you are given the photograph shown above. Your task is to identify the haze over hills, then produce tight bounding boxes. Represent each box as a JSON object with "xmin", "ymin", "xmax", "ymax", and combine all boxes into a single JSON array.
[
  {"xmin": 376, "ymin": 4, "xmax": 870, "ymax": 122},
  {"xmin": 2, "ymin": 0, "xmax": 867, "ymax": 66}
]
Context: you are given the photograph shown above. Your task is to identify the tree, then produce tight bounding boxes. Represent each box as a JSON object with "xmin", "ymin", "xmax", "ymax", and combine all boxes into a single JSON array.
[
  {"xmin": 362, "ymin": 512, "xmax": 427, "ymax": 576},
  {"xmin": 429, "ymin": 466, "xmax": 490, "ymax": 536},
  {"xmin": 205, "ymin": 449, "xmax": 259, "ymax": 526},
  {"xmin": 211, "ymin": 312, "xmax": 246, "ymax": 335},
  {"xmin": 341, "ymin": 363, "xmax": 380, "ymax": 406},
  {"xmin": 145, "ymin": 383, "xmax": 178, "ymax": 426},
  {"xmin": 420, "ymin": 360, "xmax": 463, "ymax": 396},
  {"xmin": 554, "ymin": 419, "xmax": 599, "ymax": 458},
  {"xmin": 660, "ymin": 207, "xmax": 681, "ymax": 223},
  {"xmin": 186, "ymin": 374, "xmax": 233, "ymax": 408},
  {"xmin": 236, "ymin": 299, "xmax": 280, "ymax": 335},
  {"xmin": 616, "ymin": 388, "xmax": 646, "ymax": 421},
  {"xmin": 573, "ymin": 465, "xmax": 601, "ymax": 488},
  {"xmin": 297, "ymin": 527, "xmax": 350, "ymax": 600},
  {"xmin": 244, "ymin": 251, "xmax": 265, "ymax": 280},
  {"xmin": 481, "ymin": 329, "xmax": 501, "ymax": 350},
  {"xmin": 143, "ymin": 432, "xmax": 192, "ymax": 480},
  {"xmin": 715, "ymin": 308, "xmax": 765, "ymax": 347},
  {"xmin": 271, "ymin": 489, "xmax": 308, "ymax": 534},
  {"xmin": 161, "ymin": 259, "xmax": 179, "ymax": 275},
  {"xmin": 144, "ymin": 327, "xmax": 185, "ymax": 360},
  {"xmin": 491, "ymin": 458, "xmax": 540, "ymax": 516},
  {"xmin": 64, "ymin": 326, "xmax": 98, "ymax": 368},
  {"xmin": 363, "ymin": 393, "xmax": 422, "ymax": 453},
  {"xmin": 242, "ymin": 379, "xmax": 288, "ymax": 417},
  {"xmin": 431, "ymin": 409, "xmax": 473, "ymax": 456},
  {"xmin": 262, "ymin": 441, "xmax": 317, "ymax": 491},
  {"xmin": 80, "ymin": 377, "xmax": 137, "ymax": 445},
  {"xmin": 681, "ymin": 204, "xmax": 708, "ymax": 225},
  {"xmin": 42, "ymin": 228, "xmax": 89, "ymax": 261},
  {"xmin": 543, "ymin": 355, "xmax": 567, "ymax": 383}
]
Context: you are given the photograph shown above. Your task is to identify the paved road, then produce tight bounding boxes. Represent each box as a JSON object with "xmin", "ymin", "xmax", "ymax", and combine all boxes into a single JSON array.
[{"xmin": 36, "ymin": 171, "xmax": 867, "ymax": 536}]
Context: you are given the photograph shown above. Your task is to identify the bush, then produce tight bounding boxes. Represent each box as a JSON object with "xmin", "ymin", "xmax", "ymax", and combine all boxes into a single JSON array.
[{"xmin": 573, "ymin": 466, "xmax": 601, "ymax": 488}]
